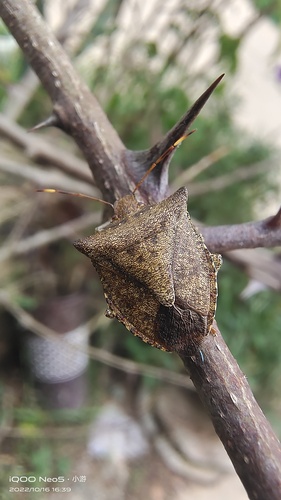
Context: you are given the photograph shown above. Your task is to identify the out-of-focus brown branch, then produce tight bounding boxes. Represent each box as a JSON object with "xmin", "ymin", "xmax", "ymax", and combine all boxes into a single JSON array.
[
  {"xmin": 0, "ymin": 212, "xmax": 100, "ymax": 262},
  {"xmin": 0, "ymin": 113, "xmax": 93, "ymax": 184},
  {"xmin": 0, "ymin": 0, "xmax": 224, "ymax": 205},
  {"xmin": 187, "ymin": 157, "xmax": 274, "ymax": 196},
  {"xmin": 225, "ymin": 248, "xmax": 281, "ymax": 292},
  {"xmin": 171, "ymin": 146, "xmax": 229, "ymax": 186},
  {"xmin": 0, "ymin": 0, "xmax": 128, "ymax": 204},
  {"xmin": 0, "ymin": 157, "xmax": 96, "ymax": 196}
]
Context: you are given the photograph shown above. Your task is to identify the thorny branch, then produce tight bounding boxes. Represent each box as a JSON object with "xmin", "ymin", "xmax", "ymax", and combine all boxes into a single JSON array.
[
  {"xmin": 1, "ymin": 1, "xmax": 281, "ymax": 499},
  {"xmin": 1, "ymin": 113, "xmax": 280, "ymax": 250}
]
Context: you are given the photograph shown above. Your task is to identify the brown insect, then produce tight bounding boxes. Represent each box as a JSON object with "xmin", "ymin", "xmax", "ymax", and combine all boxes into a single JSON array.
[
  {"xmin": 40, "ymin": 77, "xmax": 223, "ymax": 357},
  {"xmin": 73, "ymin": 185, "xmax": 221, "ymax": 356}
]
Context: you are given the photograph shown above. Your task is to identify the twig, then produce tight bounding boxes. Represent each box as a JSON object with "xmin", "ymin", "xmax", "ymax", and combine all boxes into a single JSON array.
[
  {"xmin": 0, "ymin": 212, "xmax": 100, "ymax": 262},
  {"xmin": 2, "ymin": 69, "xmax": 39, "ymax": 121},
  {"xmin": 202, "ymin": 209, "xmax": 281, "ymax": 252},
  {"xmin": 0, "ymin": 113, "xmax": 93, "ymax": 185},
  {"xmin": 0, "ymin": 0, "xmax": 128, "ymax": 204},
  {"xmin": 0, "ymin": 157, "xmax": 96, "ymax": 196},
  {"xmin": 188, "ymin": 157, "xmax": 274, "ymax": 196},
  {"xmin": 225, "ymin": 248, "xmax": 281, "ymax": 291},
  {"xmin": 172, "ymin": 146, "xmax": 229, "ymax": 187},
  {"xmin": 0, "ymin": 197, "xmax": 31, "ymax": 226}
]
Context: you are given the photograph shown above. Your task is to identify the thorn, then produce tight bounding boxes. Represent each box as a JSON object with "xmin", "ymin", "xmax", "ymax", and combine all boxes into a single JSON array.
[
  {"xmin": 145, "ymin": 74, "xmax": 225, "ymax": 186},
  {"xmin": 179, "ymin": 74, "xmax": 225, "ymax": 132},
  {"xmin": 266, "ymin": 206, "xmax": 281, "ymax": 229},
  {"xmin": 133, "ymin": 130, "xmax": 196, "ymax": 194},
  {"xmin": 28, "ymin": 114, "xmax": 60, "ymax": 132}
]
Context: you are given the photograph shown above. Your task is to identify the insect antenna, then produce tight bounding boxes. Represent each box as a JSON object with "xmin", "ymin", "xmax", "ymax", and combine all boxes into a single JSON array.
[
  {"xmin": 132, "ymin": 131, "xmax": 195, "ymax": 195},
  {"xmin": 37, "ymin": 188, "xmax": 114, "ymax": 209}
]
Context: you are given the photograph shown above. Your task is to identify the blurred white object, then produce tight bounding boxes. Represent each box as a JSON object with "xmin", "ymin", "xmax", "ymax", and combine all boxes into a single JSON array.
[
  {"xmin": 88, "ymin": 403, "xmax": 149, "ymax": 462},
  {"xmin": 26, "ymin": 325, "xmax": 89, "ymax": 383},
  {"xmin": 240, "ymin": 279, "xmax": 267, "ymax": 300}
]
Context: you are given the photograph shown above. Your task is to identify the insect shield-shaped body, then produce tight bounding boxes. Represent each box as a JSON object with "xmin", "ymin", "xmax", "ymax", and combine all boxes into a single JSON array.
[{"xmin": 74, "ymin": 187, "xmax": 221, "ymax": 356}]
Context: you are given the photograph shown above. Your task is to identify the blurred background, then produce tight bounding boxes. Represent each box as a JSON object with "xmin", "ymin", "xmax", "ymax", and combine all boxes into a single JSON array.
[{"xmin": 0, "ymin": 0, "xmax": 281, "ymax": 499}]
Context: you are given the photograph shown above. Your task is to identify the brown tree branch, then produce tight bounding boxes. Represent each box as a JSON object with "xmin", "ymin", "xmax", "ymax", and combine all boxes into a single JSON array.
[
  {"xmin": 0, "ymin": 0, "xmax": 128, "ymax": 203},
  {"xmin": 180, "ymin": 322, "xmax": 281, "ymax": 499},
  {"xmin": 0, "ymin": 113, "xmax": 93, "ymax": 184},
  {"xmin": 0, "ymin": 0, "xmax": 223, "ymax": 205},
  {"xmin": 1, "ymin": 1, "xmax": 281, "ymax": 499},
  {"xmin": 2, "ymin": 108, "xmax": 280, "ymax": 251},
  {"xmin": 202, "ymin": 209, "xmax": 281, "ymax": 252},
  {"xmin": 0, "ymin": 212, "xmax": 100, "ymax": 262}
]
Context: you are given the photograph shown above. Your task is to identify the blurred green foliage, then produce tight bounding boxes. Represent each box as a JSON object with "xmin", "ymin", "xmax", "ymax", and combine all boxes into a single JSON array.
[{"xmin": 253, "ymin": 0, "xmax": 281, "ymax": 23}]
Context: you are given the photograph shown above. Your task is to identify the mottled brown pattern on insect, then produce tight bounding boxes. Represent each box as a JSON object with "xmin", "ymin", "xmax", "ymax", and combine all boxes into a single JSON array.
[{"xmin": 74, "ymin": 187, "xmax": 221, "ymax": 356}]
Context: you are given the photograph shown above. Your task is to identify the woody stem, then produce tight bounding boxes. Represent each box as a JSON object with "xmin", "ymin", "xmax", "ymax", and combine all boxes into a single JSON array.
[{"xmin": 180, "ymin": 323, "xmax": 281, "ymax": 500}]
